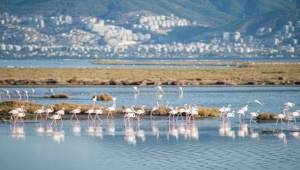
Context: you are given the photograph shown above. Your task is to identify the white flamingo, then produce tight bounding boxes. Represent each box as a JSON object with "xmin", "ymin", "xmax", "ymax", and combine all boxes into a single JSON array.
[
  {"xmin": 70, "ymin": 107, "xmax": 81, "ymax": 121},
  {"xmin": 49, "ymin": 88, "xmax": 55, "ymax": 95},
  {"xmin": 168, "ymin": 106, "xmax": 178, "ymax": 121},
  {"xmin": 15, "ymin": 105, "xmax": 26, "ymax": 123},
  {"xmin": 23, "ymin": 90, "xmax": 29, "ymax": 101},
  {"xmin": 9, "ymin": 109, "xmax": 19, "ymax": 123},
  {"xmin": 106, "ymin": 97, "xmax": 116, "ymax": 119},
  {"xmin": 15, "ymin": 90, "xmax": 22, "ymax": 100},
  {"xmin": 156, "ymin": 86, "xmax": 164, "ymax": 94},
  {"xmin": 190, "ymin": 105, "xmax": 199, "ymax": 121},
  {"xmin": 135, "ymin": 105, "xmax": 146, "ymax": 121},
  {"xmin": 85, "ymin": 108, "xmax": 95, "ymax": 121},
  {"xmin": 292, "ymin": 110, "xmax": 300, "ymax": 123},
  {"xmin": 177, "ymin": 104, "xmax": 188, "ymax": 121},
  {"xmin": 44, "ymin": 105, "xmax": 54, "ymax": 120},
  {"xmin": 50, "ymin": 108, "xmax": 64, "ymax": 126},
  {"xmin": 150, "ymin": 101, "xmax": 160, "ymax": 118},
  {"xmin": 276, "ymin": 106, "xmax": 287, "ymax": 126},
  {"xmin": 237, "ymin": 105, "xmax": 248, "ymax": 123},
  {"xmin": 178, "ymin": 86, "xmax": 183, "ymax": 98},
  {"xmin": 94, "ymin": 107, "xmax": 104, "ymax": 121},
  {"xmin": 124, "ymin": 106, "xmax": 136, "ymax": 123},
  {"xmin": 133, "ymin": 86, "xmax": 140, "ymax": 95},
  {"xmin": 4, "ymin": 89, "xmax": 11, "ymax": 100},
  {"xmin": 34, "ymin": 106, "xmax": 45, "ymax": 121},
  {"xmin": 250, "ymin": 112, "xmax": 259, "ymax": 124},
  {"xmin": 226, "ymin": 110, "xmax": 235, "ymax": 122}
]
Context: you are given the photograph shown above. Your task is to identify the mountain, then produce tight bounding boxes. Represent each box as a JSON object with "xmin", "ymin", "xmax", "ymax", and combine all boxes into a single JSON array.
[{"xmin": 0, "ymin": 0, "xmax": 299, "ymax": 58}]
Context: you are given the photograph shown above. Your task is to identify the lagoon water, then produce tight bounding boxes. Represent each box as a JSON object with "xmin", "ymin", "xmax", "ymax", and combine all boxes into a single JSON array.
[
  {"xmin": 1, "ymin": 118, "xmax": 300, "ymax": 170},
  {"xmin": 1, "ymin": 86, "xmax": 300, "ymax": 170},
  {"xmin": 2, "ymin": 86, "xmax": 300, "ymax": 113}
]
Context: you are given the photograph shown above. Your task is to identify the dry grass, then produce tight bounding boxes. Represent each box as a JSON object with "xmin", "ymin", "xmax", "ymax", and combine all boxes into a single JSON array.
[
  {"xmin": 94, "ymin": 93, "xmax": 113, "ymax": 101},
  {"xmin": 0, "ymin": 63, "xmax": 299, "ymax": 85},
  {"xmin": 256, "ymin": 112, "xmax": 278, "ymax": 121},
  {"xmin": 197, "ymin": 107, "xmax": 220, "ymax": 117},
  {"xmin": 45, "ymin": 93, "xmax": 69, "ymax": 99}
]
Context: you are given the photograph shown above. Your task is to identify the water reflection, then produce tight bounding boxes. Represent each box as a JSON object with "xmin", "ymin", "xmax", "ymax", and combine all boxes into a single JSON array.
[
  {"xmin": 150, "ymin": 119, "xmax": 159, "ymax": 140},
  {"xmin": 11, "ymin": 124, "xmax": 25, "ymax": 140},
  {"xmin": 219, "ymin": 122, "xmax": 235, "ymax": 139},
  {"xmin": 5, "ymin": 119, "xmax": 300, "ymax": 146}
]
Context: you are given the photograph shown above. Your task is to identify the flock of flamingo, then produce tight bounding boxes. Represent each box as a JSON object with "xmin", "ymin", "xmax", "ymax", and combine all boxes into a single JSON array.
[{"xmin": 2, "ymin": 86, "xmax": 300, "ymax": 145}]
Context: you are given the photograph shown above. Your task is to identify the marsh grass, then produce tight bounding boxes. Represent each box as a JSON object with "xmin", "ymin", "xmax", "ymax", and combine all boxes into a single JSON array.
[{"xmin": 0, "ymin": 63, "xmax": 299, "ymax": 85}]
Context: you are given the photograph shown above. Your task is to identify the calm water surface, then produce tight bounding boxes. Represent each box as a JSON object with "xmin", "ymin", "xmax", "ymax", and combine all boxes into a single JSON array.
[
  {"xmin": 1, "ymin": 86, "xmax": 300, "ymax": 170},
  {"xmin": 2, "ymin": 86, "xmax": 300, "ymax": 113}
]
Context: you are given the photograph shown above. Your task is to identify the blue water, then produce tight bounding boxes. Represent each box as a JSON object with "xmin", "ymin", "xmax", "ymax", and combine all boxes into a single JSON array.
[
  {"xmin": 0, "ymin": 59, "xmax": 226, "ymax": 69},
  {"xmin": 0, "ymin": 118, "xmax": 300, "ymax": 170},
  {"xmin": 2, "ymin": 86, "xmax": 300, "ymax": 113},
  {"xmin": 0, "ymin": 57, "xmax": 299, "ymax": 68},
  {"xmin": 1, "ymin": 86, "xmax": 300, "ymax": 170}
]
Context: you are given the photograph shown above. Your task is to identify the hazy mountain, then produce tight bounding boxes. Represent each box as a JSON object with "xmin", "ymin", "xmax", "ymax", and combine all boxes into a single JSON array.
[
  {"xmin": 1, "ymin": 0, "xmax": 299, "ymax": 27},
  {"xmin": 0, "ymin": 0, "xmax": 299, "ymax": 58}
]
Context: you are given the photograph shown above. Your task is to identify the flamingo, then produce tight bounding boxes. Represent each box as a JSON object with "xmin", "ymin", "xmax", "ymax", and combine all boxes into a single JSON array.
[
  {"xmin": 133, "ymin": 86, "xmax": 140, "ymax": 95},
  {"xmin": 168, "ymin": 106, "xmax": 178, "ymax": 122},
  {"xmin": 34, "ymin": 106, "xmax": 45, "ymax": 121},
  {"xmin": 44, "ymin": 105, "xmax": 54, "ymax": 120},
  {"xmin": 254, "ymin": 99, "xmax": 263, "ymax": 106},
  {"xmin": 50, "ymin": 108, "xmax": 64, "ymax": 126},
  {"xmin": 178, "ymin": 86, "xmax": 183, "ymax": 98},
  {"xmin": 135, "ymin": 105, "xmax": 146, "ymax": 121},
  {"xmin": 237, "ymin": 105, "xmax": 248, "ymax": 122},
  {"xmin": 226, "ymin": 110, "xmax": 235, "ymax": 122},
  {"xmin": 107, "ymin": 98, "xmax": 116, "ymax": 119},
  {"xmin": 49, "ymin": 88, "xmax": 55, "ymax": 95},
  {"xmin": 150, "ymin": 101, "xmax": 160, "ymax": 118},
  {"xmin": 285, "ymin": 102, "xmax": 295, "ymax": 108},
  {"xmin": 9, "ymin": 109, "xmax": 19, "ymax": 123},
  {"xmin": 70, "ymin": 107, "xmax": 81, "ymax": 121},
  {"xmin": 250, "ymin": 112, "xmax": 259, "ymax": 124},
  {"xmin": 15, "ymin": 105, "xmax": 26, "ymax": 124},
  {"xmin": 190, "ymin": 105, "xmax": 199, "ymax": 121},
  {"xmin": 23, "ymin": 90, "xmax": 29, "ymax": 101},
  {"xmin": 276, "ymin": 113, "xmax": 286, "ymax": 126},
  {"xmin": 292, "ymin": 110, "xmax": 300, "ymax": 123},
  {"xmin": 124, "ymin": 106, "xmax": 136, "ymax": 124},
  {"xmin": 177, "ymin": 104, "xmax": 188, "ymax": 121},
  {"xmin": 156, "ymin": 86, "xmax": 164, "ymax": 94},
  {"xmin": 15, "ymin": 90, "xmax": 22, "ymax": 100},
  {"xmin": 4, "ymin": 89, "xmax": 11, "ymax": 100},
  {"xmin": 94, "ymin": 107, "xmax": 104, "ymax": 121},
  {"xmin": 85, "ymin": 108, "xmax": 95, "ymax": 121}
]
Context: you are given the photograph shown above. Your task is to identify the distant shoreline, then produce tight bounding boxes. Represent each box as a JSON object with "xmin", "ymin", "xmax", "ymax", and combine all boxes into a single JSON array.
[{"xmin": 0, "ymin": 63, "xmax": 300, "ymax": 86}]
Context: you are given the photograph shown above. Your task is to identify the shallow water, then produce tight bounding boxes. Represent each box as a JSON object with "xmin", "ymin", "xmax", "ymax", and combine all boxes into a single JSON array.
[
  {"xmin": 1, "ymin": 86, "xmax": 300, "ymax": 170},
  {"xmin": 0, "ymin": 59, "xmax": 226, "ymax": 69},
  {"xmin": 2, "ymin": 86, "xmax": 300, "ymax": 113},
  {"xmin": 0, "ymin": 118, "xmax": 300, "ymax": 170}
]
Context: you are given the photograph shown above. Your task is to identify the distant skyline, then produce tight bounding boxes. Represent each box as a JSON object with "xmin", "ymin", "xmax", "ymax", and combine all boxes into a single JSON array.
[{"xmin": 0, "ymin": 0, "xmax": 299, "ymax": 59}]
